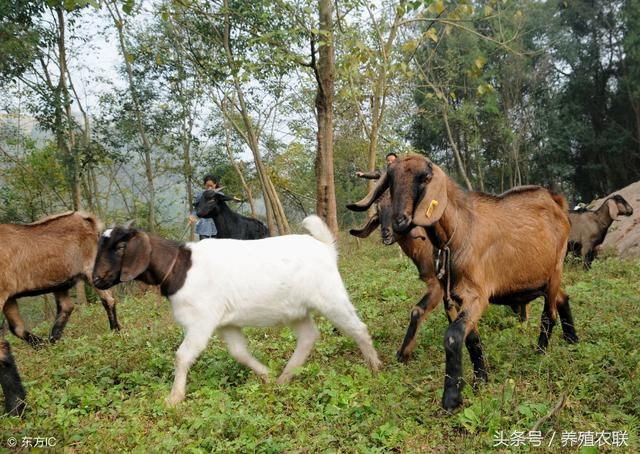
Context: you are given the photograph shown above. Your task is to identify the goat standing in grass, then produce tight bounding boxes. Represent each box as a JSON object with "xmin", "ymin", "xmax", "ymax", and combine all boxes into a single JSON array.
[
  {"xmin": 350, "ymin": 190, "xmax": 535, "ymax": 363},
  {"xmin": 349, "ymin": 154, "xmax": 577, "ymax": 411},
  {"xmin": 0, "ymin": 211, "xmax": 120, "ymax": 416},
  {"xmin": 92, "ymin": 215, "xmax": 380, "ymax": 405},
  {"xmin": 196, "ymin": 189, "xmax": 269, "ymax": 240},
  {"xmin": 0, "ymin": 212, "xmax": 120, "ymax": 348},
  {"xmin": 568, "ymin": 194, "xmax": 634, "ymax": 269}
]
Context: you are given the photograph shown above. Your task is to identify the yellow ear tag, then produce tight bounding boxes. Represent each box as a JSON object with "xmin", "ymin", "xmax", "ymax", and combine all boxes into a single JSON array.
[{"xmin": 426, "ymin": 199, "xmax": 438, "ymax": 218}]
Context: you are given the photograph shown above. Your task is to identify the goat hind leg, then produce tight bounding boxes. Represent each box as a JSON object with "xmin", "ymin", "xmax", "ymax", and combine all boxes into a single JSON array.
[
  {"xmin": 50, "ymin": 290, "xmax": 75, "ymax": 343},
  {"xmin": 218, "ymin": 326, "xmax": 270, "ymax": 382},
  {"xmin": 320, "ymin": 298, "xmax": 380, "ymax": 372},
  {"xmin": 277, "ymin": 317, "xmax": 320, "ymax": 384},
  {"xmin": 557, "ymin": 290, "xmax": 578, "ymax": 344},
  {"xmin": 3, "ymin": 299, "xmax": 45, "ymax": 348}
]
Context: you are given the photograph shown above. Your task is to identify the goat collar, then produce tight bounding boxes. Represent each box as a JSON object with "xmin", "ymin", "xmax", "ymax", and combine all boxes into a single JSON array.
[
  {"xmin": 434, "ymin": 214, "xmax": 457, "ymax": 308},
  {"xmin": 159, "ymin": 250, "xmax": 179, "ymax": 289}
]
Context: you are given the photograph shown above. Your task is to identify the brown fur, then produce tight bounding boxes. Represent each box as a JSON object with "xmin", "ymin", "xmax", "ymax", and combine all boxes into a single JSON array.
[
  {"xmin": 93, "ymin": 227, "xmax": 192, "ymax": 297},
  {"xmin": 350, "ymin": 189, "xmax": 532, "ymax": 363},
  {"xmin": 0, "ymin": 211, "xmax": 120, "ymax": 347},
  {"xmin": 568, "ymin": 194, "xmax": 634, "ymax": 268},
  {"xmin": 349, "ymin": 154, "xmax": 576, "ymax": 410}
]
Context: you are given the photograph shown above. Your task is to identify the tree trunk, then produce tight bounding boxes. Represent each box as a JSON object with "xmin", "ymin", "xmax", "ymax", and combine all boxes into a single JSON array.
[
  {"xmin": 56, "ymin": 7, "xmax": 87, "ymax": 304},
  {"xmin": 442, "ymin": 107, "xmax": 473, "ymax": 191},
  {"xmin": 222, "ymin": 111, "xmax": 257, "ymax": 217},
  {"xmin": 314, "ymin": 0, "xmax": 338, "ymax": 235},
  {"xmin": 221, "ymin": 0, "xmax": 289, "ymax": 235},
  {"xmin": 107, "ymin": 0, "xmax": 157, "ymax": 232}
]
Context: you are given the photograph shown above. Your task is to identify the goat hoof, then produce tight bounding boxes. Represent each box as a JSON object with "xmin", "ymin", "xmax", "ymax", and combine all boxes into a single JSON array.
[
  {"xmin": 442, "ymin": 391, "xmax": 463, "ymax": 413},
  {"xmin": 472, "ymin": 373, "xmax": 488, "ymax": 390},
  {"xmin": 396, "ymin": 349, "xmax": 411, "ymax": 364},
  {"xmin": 27, "ymin": 334, "xmax": 47, "ymax": 350},
  {"xmin": 276, "ymin": 375, "xmax": 291, "ymax": 385},
  {"xmin": 536, "ymin": 343, "xmax": 548, "ymax": 355},
  {"xmin": 563, "ymin": 333, "xmax": 579, "ymax": 344},
  {"xmin": 7, "ymin": 400, "xmax": 26, "ymax": 418},
  {"xmin": 165, "ymin": 392, "xmax": 185, "ymax": 407},
  {"xmin": 367, "ymin": 356, "xmax": 381, "ymax": 373}
]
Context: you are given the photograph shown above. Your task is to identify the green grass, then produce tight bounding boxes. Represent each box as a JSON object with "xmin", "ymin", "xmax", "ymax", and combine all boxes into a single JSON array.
[{"xmin": 2, "ymin": 235, "xmax": 639, "ymax": 452}]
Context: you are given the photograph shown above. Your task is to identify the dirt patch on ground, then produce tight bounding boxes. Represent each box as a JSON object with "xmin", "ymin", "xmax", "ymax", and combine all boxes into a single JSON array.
[{"xmin": 587, "ymin": 181, "xmax": 640, "ymax": 259}]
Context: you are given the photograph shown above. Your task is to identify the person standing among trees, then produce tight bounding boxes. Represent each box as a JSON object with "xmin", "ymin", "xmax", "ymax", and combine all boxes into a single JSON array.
[
  {"xmin": 189, "ymin": 174, "xmax": 220, "ymax": 240},
  {"xmin": 356, "ymin": 152, "xmax": 397, "ymax": 179}
]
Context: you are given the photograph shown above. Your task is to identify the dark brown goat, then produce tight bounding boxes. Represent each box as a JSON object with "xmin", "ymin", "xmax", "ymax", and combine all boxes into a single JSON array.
[
  {"xmin": 0, "ymin": 211, "xmax": 120, "ymax": 416},
  {"xmin": 350, "ymin": 189, "xmax": 531, "ymax": 363},
  {"xmin": 568, "ymin": 194, "xmax": 634, "ymax": 269},
  {"xmin": 348, "ymin": 155, "xmax": 577, "ymax": 411}
]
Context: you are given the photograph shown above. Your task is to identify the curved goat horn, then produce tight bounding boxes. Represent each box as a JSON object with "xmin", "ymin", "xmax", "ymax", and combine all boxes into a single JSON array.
[
  {"xmin": 349, "ymin": 214, "xmax": 380, "ymax": 238},
  {"xmin": 346, "ymin": 172, "xmax": 389, "ymax": 212}
]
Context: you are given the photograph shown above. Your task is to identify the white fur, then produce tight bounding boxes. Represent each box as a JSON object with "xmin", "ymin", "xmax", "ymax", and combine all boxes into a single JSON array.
[{"xmin": 165, "ymin": 215, "xmax": 379, "ymax": 405}]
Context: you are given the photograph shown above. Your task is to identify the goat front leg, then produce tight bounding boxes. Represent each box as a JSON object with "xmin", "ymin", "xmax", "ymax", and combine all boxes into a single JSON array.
[
  {"xmin": 96, "ymin": 289, "xmax": 121, "ymax": 332},
  {"xmin": 277, "ymin": 317, "xmax": 320, "ymax": 384},
  {"xmin": 3, "ymin": 299, "xmax": 45, "ymax": 348},
  {"xmin": 50, "ymin": 290, "xmax": 75, "ymax": 343},
  {"xmin": 397, "ymin": 283, "xmax": 443, "ymax": 363},
  {"xmin": 442, "ymin": 294, "xmax": 488, "ymax": 412},
  {"xmin": 167, "ymin": 320, "xmax": 216, "ymax": 406},
  {"xmin": 218, "ymin": 326, "xmax": 270, "ymax": 382},
  {"xmin": 0, "ymin": 339, "xmax": 26, "ymax": 417}
]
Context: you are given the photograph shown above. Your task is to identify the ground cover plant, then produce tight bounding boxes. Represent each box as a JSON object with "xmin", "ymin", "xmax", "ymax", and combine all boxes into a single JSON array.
[{"xmin": 1, "ymin": 235, "xmax": 638, "ymax": 452}]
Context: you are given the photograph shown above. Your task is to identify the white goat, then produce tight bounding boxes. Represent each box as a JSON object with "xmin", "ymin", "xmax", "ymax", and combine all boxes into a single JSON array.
[{"xmin": 93, "ymin": 215, "xmax": 380, "ymax": 405}]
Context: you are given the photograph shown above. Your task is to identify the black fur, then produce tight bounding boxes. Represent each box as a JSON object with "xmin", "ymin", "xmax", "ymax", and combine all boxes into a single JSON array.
[{"xmin": 0, "ymin": 340, "xmax": 26, "ymax": 417}]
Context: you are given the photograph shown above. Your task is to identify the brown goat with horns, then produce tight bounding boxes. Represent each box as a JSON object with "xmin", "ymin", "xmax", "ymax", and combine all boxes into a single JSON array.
[
  {"xmin": 348, "ymin": 154, "xmax": 578, "ymax": 411},
  {"xmin": 349, "ymin": 190, "xmax": 533, "ymax": 363}
]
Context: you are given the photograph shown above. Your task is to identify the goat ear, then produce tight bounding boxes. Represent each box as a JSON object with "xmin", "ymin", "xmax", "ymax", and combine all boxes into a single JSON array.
[
  {"xmin": 413, "ymin": 163, "xmax": 448, "ymax": 226},
  {"xmin": 607, "ymin": 198, "xmax": 619, "ymax": 219},
  {"xmin": 120, "ymin": 231, "xmax": 151, "ymax": 282},
  {"xmin": 347, "ymin": 172, "xmax": 389, "ymax": 212},
  {"xmin": 349, "ymin": 215, "xmax": 380, "ymax": 238}
]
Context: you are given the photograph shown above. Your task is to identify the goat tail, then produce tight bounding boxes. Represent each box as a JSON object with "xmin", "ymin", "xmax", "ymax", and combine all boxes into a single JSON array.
[{"xmin": 302, "ymin": 215, "xmax": 337, "ymax": 253}]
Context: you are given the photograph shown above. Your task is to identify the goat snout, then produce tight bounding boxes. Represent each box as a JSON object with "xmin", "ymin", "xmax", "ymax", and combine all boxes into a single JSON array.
[
  {"xmin": 393, "ymin": 214, "xmax": 412, "ymax": 234},
  {"xmin": 93, "ymin": 275, "xmax": 112, "ymax": 290}
]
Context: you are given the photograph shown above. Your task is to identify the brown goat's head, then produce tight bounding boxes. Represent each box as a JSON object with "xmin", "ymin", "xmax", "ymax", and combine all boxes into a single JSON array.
[
  {"xmin": 195, "ymin": 190, "xmax": 233, "ymax": 218},
  {"xmin": 349, "ymin": 190, "xmax": 396, "ymax": 245},
  {"xmin": 348, "ymin": 155, "xmax": 448, "ymax": 234},
  {"xmin": 607, "ymin": 194, "xmax": 634, "ymax": 218},
  {"xmin": 93, "ymin": 226, "xmax": 152, "ymax": 289}
]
